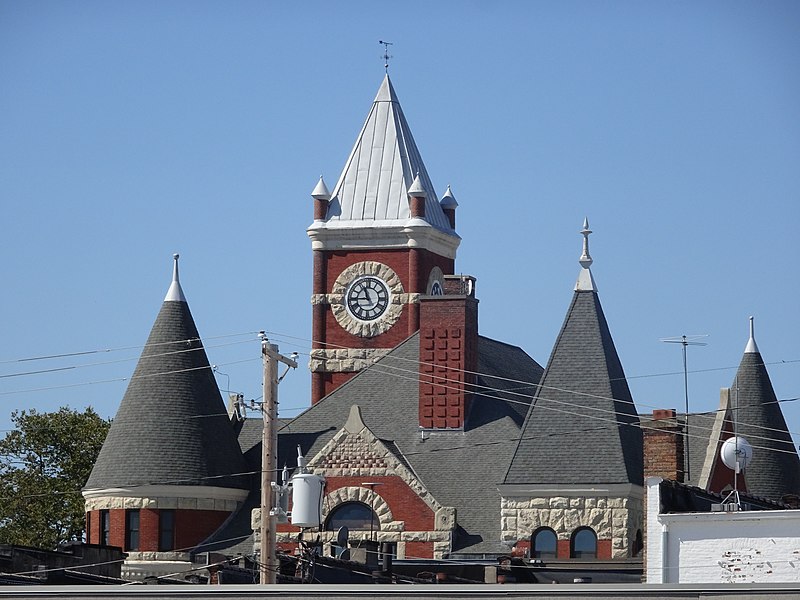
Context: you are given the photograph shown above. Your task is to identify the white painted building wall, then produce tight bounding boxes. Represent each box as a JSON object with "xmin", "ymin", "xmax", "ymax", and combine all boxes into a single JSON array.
[{"xmin": 646, "ymin": 476, "xmax": 800, "ymax": 584}]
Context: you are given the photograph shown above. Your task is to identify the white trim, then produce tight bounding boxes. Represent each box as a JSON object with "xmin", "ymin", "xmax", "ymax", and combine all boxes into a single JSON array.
[
  {"xmin": 82, "ymin": 485, "xmax": 249, "ymax": 502},
  {"xmin": 499, "ymin": 483, "xmax": 643, "ymax": 500},
  {"xmin": 308, "ymin": 222, "xmax": 460, "ymax": 259}
]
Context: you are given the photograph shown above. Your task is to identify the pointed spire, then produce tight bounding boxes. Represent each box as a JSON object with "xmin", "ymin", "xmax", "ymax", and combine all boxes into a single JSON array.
[
  {"xmin": 575, "ymin": 218, "xmax": 597, "ymax": 291},
  {"xmin": 317, "ymin": 75, "xmax": 454, "ymax": 233},
  {"xmin": 374, "ymin": 73, "xmax": 399, "ymax": 103},
  {"xmin": 440, "ymin": 185, "xmax": 458, "ymax": 208},
  {"xmin": 164, "ymin": 253, "xmax": 187, "ymax": 303},
  {"xmin": 311, "ymin": 175, "xmax": 331, "ymax": 201},
  {"xmin": 744, "ymin": 315, "xmax": 760, "ymax": 354}
]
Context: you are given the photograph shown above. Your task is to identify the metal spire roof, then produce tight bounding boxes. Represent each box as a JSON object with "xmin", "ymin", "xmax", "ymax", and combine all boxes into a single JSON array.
[
  {"xmin": 505, "ymin": 225, "xmax": 642, "ymax": 487},
  {"xmin": 321, "ymin": 75, "xmax": 454, "ymax": 233},
  {"xmin": 85, "ymin": 256, "xmax": 248, "ymax": 492}
]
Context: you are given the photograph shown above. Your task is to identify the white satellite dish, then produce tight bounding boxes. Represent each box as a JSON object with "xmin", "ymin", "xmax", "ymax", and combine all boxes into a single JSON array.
[{"xmin": 720, "ymin": 436, "xmax": 753, "ymax": 473}]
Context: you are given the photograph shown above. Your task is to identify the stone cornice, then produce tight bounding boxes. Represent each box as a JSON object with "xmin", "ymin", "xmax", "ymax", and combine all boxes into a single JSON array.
[
  {"xmin": 498, "ymin": 483, "xmax": 644, "ymax": 500},
  {"xmin": 307, "ymin": 222, "xmax": 460, "ymax": 259}
]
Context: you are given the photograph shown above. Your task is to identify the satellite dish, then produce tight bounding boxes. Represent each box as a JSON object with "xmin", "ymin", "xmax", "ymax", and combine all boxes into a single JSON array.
[
  {"xmin": 720, "ymin": 436, "xmax": 753, "ymax": 472},
  {"xmin": 335, "ymin": 526, "xmax": 349, "ymax": 548}
]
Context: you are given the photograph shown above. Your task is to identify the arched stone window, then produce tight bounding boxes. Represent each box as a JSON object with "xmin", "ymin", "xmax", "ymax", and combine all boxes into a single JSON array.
[
  {"xmin": 570, "ymin": 527, "xmax": 597, "ymax": 559},
  {"xmin": 324, "ymin": 502, "xmax": 380, "ymax": 531},
  {"xmin": 531, "ymin": 527, "xmax": 558, "ymax": 559}
]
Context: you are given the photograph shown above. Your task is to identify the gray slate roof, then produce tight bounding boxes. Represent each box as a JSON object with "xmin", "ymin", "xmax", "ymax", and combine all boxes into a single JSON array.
[
  {"xmin": 726, "ymin": 351, "xmax": 800, "ymax": 501},
  {"xmin": 504, "ymin": 290, "xmax": 643, "ymax": 486},
  {"xmin": 85, "ymin": 298, "xmax": 249, "ymax": 491},
  {"xmin": 207, "ymin": 334, "xmax": 542, "ymax": 557},
  {"xmin": 321, "ymin": 75, "xmax": 455, "ymax": 234}
]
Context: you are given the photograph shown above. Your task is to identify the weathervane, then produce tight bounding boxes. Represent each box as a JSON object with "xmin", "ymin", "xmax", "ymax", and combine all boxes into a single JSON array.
[{"xmin": 379, "ymin": 40, "xmax": 393, "ymax": 72}]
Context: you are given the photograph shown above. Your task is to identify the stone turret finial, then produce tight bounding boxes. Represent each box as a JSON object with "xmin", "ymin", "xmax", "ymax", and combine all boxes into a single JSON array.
[
  {"xmin": 579, "ymin": 217, "xmax": 593, "ymax": 268},
  {"xmin": 744, "ymin": 315, "xmax": 760, "ymax": 354},
  {"xmin": 408, "ymin": 172, "xmax": 427, "ymax": 198},
  {"xmin": 164, "ymin": 253, "xmax": 187, "ymax": 303},
  {"xmin": 575, "ymin": 218, "xmax": 597, "ymax": 292},
  {"xmin": 440, "ymin": 185, "xmax": 458, "ymax": 208},
  {"xmin": 311, "ymin": 175, "xmax": 331, "ymax": 201}
]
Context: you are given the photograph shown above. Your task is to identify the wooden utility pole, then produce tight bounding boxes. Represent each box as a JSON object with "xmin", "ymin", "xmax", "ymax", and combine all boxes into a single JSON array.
[{"xmin": 259, "ymin": 334, "xmax": 297, "ymax": 584}]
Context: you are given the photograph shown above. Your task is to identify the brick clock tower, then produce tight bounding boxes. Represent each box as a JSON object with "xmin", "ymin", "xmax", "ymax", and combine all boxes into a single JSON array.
[{"xmin": 307, "ymin": 75, "xmax": 461, "ymax": 404}]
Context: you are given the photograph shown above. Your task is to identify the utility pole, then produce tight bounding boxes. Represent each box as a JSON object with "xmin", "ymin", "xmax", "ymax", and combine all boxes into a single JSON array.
[{"xmin": 258, "ymin": 332, "xmax": 297, "ymax": 585}]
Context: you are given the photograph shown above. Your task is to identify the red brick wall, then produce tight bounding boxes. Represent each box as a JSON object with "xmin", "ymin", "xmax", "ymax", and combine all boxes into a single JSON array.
[
  {"xmin": 597, "ymin": 539, "xmax": 612, "ymax": 560},
  {"xmin": 557, "ymin": 539, "xmax": 570, "ymax": 559},
  {"xmin": 418, "ymin": 295, "xmax": 478, "ymax": 429},
  {"xmin": 404, "ymin": 541, "xmax": 434, "ymax": 560},
  {"xmin": 643, "ymin": 409, "xmax": 685, "ymax": 482},
  {"xmin": 85, "ymin": 508, "xmax": 230, "ymax": 552}
]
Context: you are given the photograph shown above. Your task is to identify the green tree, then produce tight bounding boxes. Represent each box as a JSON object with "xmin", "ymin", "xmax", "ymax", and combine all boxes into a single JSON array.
[{"xmin": 0, "ymin": 407, "xmax": 110, "ymax": 549}]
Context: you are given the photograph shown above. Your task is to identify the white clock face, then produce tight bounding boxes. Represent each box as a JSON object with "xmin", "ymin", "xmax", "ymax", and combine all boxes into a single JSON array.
[{"xmin": 346, "ymin": 276, "xmax": 390, "ymax": 321}]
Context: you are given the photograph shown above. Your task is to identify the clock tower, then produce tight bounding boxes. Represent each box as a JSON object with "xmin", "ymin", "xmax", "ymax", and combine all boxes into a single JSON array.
[{"xmin": 307, "ymin": 75, "xmax": 461, "ymax": 403}]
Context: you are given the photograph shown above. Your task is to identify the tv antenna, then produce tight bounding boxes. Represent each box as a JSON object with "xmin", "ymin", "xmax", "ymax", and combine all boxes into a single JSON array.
[
  {"xmin": 660, "ymin": 334, "xmax": 708, "ymax": 482},
  {"xmin": 379, "ymin": 40, "xmax": 393, "ymax": 72}
]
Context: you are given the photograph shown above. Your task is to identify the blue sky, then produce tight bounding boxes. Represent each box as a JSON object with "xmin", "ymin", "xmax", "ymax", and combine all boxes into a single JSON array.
[{"xmin": 1, "ymin": 1, "xmax": 799, "ymax": 455}]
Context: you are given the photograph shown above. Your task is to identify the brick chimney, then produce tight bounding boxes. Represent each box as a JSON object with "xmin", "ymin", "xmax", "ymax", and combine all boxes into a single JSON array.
[
  {"xmin": 643, "ymin": 409, "xmax": 685, "ymax": 482},
  {"xmin": 418, "ymin": 275, "xmax": 478, "ymax": 430}
]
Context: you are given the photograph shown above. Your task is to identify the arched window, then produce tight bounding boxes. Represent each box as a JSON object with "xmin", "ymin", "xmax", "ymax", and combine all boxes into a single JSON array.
[
  {"xmin": 324, "ymin": 502, "xmax": 379, "ymax": 531},
  {"xmin": 633, "ymin": 529, "xmax": 643, "ymax": 557},
  {"xmin": 531, "ymin": 527, "xmax": 557, "ymax": 559},
  {"xmin": 570, "ymin": 527, "xmax": 597, "ymax": 559}
]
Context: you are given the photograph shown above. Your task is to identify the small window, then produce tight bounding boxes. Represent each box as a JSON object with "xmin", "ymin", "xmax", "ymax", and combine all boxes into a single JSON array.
[
  {"xmin": 85, "ymin": 513, "xmax": 91, "ymax": 543},
  {"xmin": 159, "ymin": 510, "xmax": 175, "ymax": 551},
  {"xmin": 325, "ymin": 502, "xmax": 379, "ymax": 531},
  {"xmin": 570, "ymin": 527, "xmax": 597, "ymax": 559},
  {"xmin": 532, "ymin": 527, "xmax": 557, "ymax": 559},
  {"xmin": 125, "ymin": 510, "xmax": 140, "ymax": 551},
  {"xmin": 100, "ymin": 510, "xmax": 111, "ymax": 546}
]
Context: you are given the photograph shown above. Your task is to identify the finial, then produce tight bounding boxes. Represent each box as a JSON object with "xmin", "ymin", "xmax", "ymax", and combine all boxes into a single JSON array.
[
  {"xmin": 408, "ymin": 171, "xmax": 426, "ymax": 198},
  {"xmin": 579, "ymin": 217, "xmax": 593, "ymax": 268},
  {"xmin": 744, "ymin": 315, "xmax": 760, "ymax": 354},
  {"xmin": 575, "ymin": 218, "xmax": 597, "ymax": 291},
  {"xmin": 379, "ymin": 40, "xmax": 393, "ymax": 73},
  {"xmin": 311, "ymin": 175, "xmax": 331, "ymax": 201},
  {"xmin": 440, "ymin": 184, "xmax": 458, "ymax": 208},
  {"xmin": 164, "ymin": 253, "xmax": 187, "ymax": 302}
]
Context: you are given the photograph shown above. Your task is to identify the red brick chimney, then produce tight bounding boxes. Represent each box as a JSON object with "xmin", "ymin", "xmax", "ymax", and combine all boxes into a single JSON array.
[
  {"xmin": 418, "ymin": 275, "xmax": 478, "ymax": 430},
  {"xmin": 643, "ymin": 409, "xmax": 685, "ymax": 482}
]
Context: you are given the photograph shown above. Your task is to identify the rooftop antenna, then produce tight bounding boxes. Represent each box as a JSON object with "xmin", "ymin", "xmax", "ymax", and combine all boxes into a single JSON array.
[
  {"xmin": 660, "ymin": 334, "xmax": 708, "ymax": 482},
  {"xmin": 719, "ymin": 378, "xmax": 753, "ymax": 510},
  {"xmin": 379, "ymin": 40, "xmax": 393, "ymax": 72}
]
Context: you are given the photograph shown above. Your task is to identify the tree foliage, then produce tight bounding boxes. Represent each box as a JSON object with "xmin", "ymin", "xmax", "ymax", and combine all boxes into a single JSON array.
[{"xmin": 0, "ymin": 407, "xmax": 110, "ymax": 549}]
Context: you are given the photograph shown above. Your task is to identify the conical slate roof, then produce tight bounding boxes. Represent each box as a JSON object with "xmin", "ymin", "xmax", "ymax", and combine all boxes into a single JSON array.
[
  {"xmin": 85, "ymin": 256, "xmax": 248, "ymax": 491},
  {"xmin": 321, "ymin": 75, "xmax": 455, "ymax": 233},
  {"xmin": 504, "ymin": 225, "xmax": 643, "ymax": 486},
  {"xmin": 725, "ymin": 321, "xmax": 800, "ymax": 501}
]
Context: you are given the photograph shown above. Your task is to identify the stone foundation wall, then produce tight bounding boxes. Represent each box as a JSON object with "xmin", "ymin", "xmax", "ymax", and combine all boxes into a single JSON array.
[{"xmin": 501, "ymin": 495, "xmax": 643, "ymax": 559}]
